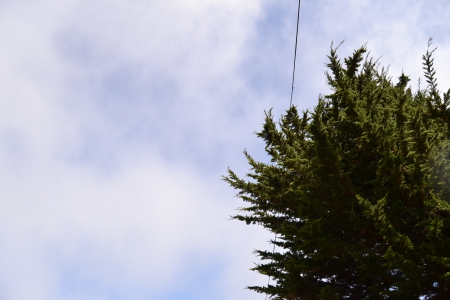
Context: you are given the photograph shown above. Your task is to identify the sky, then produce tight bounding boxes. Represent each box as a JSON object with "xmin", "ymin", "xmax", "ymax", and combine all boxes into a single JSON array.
[{"xmin": 0, "ymin": 0, "xmax": 449, "ymax": 299}]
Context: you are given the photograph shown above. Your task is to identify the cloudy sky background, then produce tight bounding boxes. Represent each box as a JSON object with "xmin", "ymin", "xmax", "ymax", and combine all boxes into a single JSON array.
[{"xmin": 0, "ymin": 0, "xmax": 449, "ymax": 299}]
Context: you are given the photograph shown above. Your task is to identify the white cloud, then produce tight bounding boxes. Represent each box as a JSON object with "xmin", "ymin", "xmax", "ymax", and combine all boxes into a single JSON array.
[
  {"xmin": 0, "ymin": 0, "xmax": 270, "ymax": 299},
  {"xmin": 0, "ymin": 142, "xmax": 270, "ymax": 299}
]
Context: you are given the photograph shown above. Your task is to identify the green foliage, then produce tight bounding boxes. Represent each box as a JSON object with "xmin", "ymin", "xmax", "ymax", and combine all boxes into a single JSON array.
[{"xmin": 224, "ymin": 41, "xmax": 450, "ymax": 299}]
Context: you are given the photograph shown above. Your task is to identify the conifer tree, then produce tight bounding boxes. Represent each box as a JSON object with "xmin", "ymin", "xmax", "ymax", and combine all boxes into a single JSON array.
[{"xmin": 224, "ymin": 40, "xmax": 450, "ymax": 299}]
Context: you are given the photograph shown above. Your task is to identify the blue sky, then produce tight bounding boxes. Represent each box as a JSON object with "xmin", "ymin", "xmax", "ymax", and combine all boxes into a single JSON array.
[{"xmin": 0, "ymin": 0, "xmax": 449, "ymax": 299}]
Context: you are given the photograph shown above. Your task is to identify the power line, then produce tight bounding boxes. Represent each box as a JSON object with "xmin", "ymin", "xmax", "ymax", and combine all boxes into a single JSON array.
[
  {"xmin": 265, "ymin": 1, "xmax": 301, "ymax": 299},
  {"xmin": 290, "ymin": 0, "xmax": 302, "ymax": 107}
]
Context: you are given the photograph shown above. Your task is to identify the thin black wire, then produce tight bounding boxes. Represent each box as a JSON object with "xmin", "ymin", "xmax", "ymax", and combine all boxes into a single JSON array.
[
  {"xmin": 265, "ymin": 1, "xmax": 301, "ymax": 299},
  {"xmin": 290, "ymin": 0, "xmax": 302, "ymax": 107}
]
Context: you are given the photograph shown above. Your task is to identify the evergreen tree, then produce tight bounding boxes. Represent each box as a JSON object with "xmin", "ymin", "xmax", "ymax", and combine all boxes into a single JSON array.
[{"xmin": 224, "ymin": 40, "xmax": 450, "ymax": 299}]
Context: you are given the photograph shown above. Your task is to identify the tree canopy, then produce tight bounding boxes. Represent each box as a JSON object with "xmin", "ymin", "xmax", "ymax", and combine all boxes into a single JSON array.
[{"xmin": 224, "ymin": 40, "xmax": 450, "ymax": 299}]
